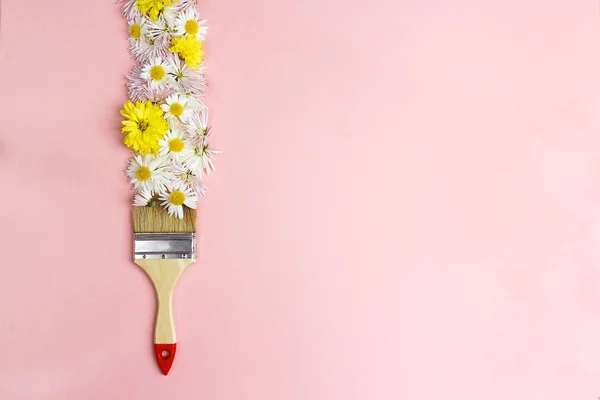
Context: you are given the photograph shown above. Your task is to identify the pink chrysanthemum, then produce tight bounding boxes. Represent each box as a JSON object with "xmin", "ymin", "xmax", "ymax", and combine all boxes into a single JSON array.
[
  {"xmin": 144, "ymin": 13, "xmax": 176, "ymax": 42},
  {"xmin": 129, "ymin": 35, "xmax": 171, "ymax": 64},
  {"xmin": 176, "ymin": 0, "xmax": 198, "ymax": 13},
  {"xmin": 166, "ymin": 55, "xmax": 207, "ymax": 96},
  {"xmin": 116, "ymin": 0, "xmax": 141, "ymax": 20},
  {"xmin": 126, "ymin": 64, "xmax": 151, "ymax": 102},
  {"xmin": 171, "ymin": 160, "xmax": 207, "ymax": 197},
  {"xmin": 182, "ymin": 107, "xmax": 210, "ymax": 147}
]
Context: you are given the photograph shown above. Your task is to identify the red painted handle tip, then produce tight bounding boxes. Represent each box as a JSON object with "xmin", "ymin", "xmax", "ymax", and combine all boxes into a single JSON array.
[{"xmin": 154, "ymin": 343, "xmax": 177, "ymax": 375}]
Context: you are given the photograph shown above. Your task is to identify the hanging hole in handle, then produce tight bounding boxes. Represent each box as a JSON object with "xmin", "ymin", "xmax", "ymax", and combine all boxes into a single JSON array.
[{"xmin": 161, "ymin": 350, "xmax": 170, "ymax": 359}]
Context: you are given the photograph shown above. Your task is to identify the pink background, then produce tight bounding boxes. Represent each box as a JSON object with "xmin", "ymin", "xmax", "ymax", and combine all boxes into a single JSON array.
[{"xmin": 2, "ymin": 0, "xmax": 600, "ymax": 398}]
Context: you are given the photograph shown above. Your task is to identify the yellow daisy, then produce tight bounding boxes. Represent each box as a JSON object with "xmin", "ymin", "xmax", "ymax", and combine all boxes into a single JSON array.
[
  {"xmin": 136, "ymin": 0, "xmax": 178, "ymax": 22},
  {"xmin": 120, "ymin": 100, "xmax": 169, "ymax": 154},
  {"xmin": 169, "ymin": 35, "xmax": 204, "ymax": 70}
]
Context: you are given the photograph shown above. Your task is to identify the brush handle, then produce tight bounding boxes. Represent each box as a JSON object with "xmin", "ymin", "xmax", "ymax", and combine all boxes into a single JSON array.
[{"xmin": 135, "ymin": 258, "xmax": 194, "ymax": 375}]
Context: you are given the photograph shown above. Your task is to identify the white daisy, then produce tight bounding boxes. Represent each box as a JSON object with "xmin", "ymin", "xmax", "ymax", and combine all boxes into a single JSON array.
[
  {"xmin": 140, "ymin": 57, "xmax": 173, "ymax": 89},
  {"xmin": 174, "ymin": 10, "xmax": 208, "ymax": 40},
  {"xmin": 126, "ymin": 154, "xmax": 172, "ymax": 193},
  {"xmin": 127, "ymin": 64, "xmax": 174, "ymax": 103},
  {"xmin": 128, "ymin": 17, "xmax": 145, "ymax": 44},
  {"xmin": 159, "ymin": 183, "xmax": 198, "ymax": 219},
  {"xmin": 133, "ymin": 187, "xmax": 157, "ymax": 207},
  {"xmin": 171, "ymin": 161, "xmax": 207, "ymax": 196},
  {"xmin": 160, "ymin": 93, "xmax": 193, "ymax": 121},
  {"xmin": 182, "ymin": 107, "xmax": 210, "ymax": 146},
  {"xmin": 166, "ymin": 55, "xmax": 207, "ymax": 95},
  {"xmin": 181, "ymin": 143, "xmax": 220, "ymax": 177},
  {"xmin": 158, "ymin": 129, "xmax": 193, "ymax": 160}
]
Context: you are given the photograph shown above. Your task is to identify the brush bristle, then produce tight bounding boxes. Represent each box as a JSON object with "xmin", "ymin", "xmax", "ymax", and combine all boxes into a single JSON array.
[{"xmin": 132, "ymin": 206, "xmax": 196, "ymax": 233}]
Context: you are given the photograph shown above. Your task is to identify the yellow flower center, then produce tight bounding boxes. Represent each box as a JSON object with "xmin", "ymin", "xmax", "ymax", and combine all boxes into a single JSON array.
[
  {"xmin": 184, "ymin": 19, "xmax": 199, "ymax": 35},
  {"xmin": 138, "ymin": 119, "xmax": 149, "ymax": 132},
  {"xmin": 168, "ymin": 138, "xmax": 185, "ymax": 152},
  {"xmin": 130, "ymin": 23, "xmax": 141, "ymax": 39},
  {"xmin": 136, "ymin": 166, "xmax": 152, "ymax": 181},
  {"xmin": 150, "ymin": 65, "xmax": 165, "ymax": 81},
  {"xmin": 169, "ymin": 102, "xmax": 184, "ymax": 117},
  {"xmin": 169, "ymin": 190, "xmax": 186, "ymax": 206}
]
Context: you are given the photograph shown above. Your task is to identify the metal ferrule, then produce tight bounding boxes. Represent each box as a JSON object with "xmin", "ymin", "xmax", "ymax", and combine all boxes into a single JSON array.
[{"xmin": 134, "ymin": 233, "xmax": 196, "ymax": 260}]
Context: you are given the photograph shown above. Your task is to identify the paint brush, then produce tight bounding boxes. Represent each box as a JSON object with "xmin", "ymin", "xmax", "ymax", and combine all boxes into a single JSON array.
[{"xmin": 132, "ymin": 205, "xmax": 196, "ymax": 375}]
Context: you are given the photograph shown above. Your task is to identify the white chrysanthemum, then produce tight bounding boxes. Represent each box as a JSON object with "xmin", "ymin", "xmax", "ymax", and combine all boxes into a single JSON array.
[
  {"xmin": 181, "ymin": 143, "xmax": 220, "ymax": 177},
  {"xmin": 174, "ymin": 10, "xmax": 208, "ymax": 40},
  {"xmin": 167, "ymin": 117, "xmax": 185, "ymax": 134},
  {"xmin": 171, "ymin": 161, "xmax": 207, "ymax": 196},
  {"xmin": 159, "ymin": 183, "xmax": 198, "ymax": 219},
  {"xmin": 133, "ymin": 187, "xmax": 157, "ymax": 207},
  {"xmin": 126, "ymin": 64, "xmax": 147, "ymax": 102},
  {"xmin": 166, "ymin": 55, "xmax": 206, "ymax": 95},
  {"xmin": 126, "ymin": 154, "xmax": 171, "ymax": 193},
  {"xmin": 158, "ymin": 129, "xmax": 193, "ymax": 160},
  {"xmin": 185, "ymin": 94, "xmax": 205, "ymax": 110},
  {"xmin": 161, "ymin": 93, "xmax": 193, "ymax": 121},
  {"xmin": 129, "ymin": 35, "xmax": 154, "ymax": 62},
  {"xmin": 182, "ymin": 107, "xmax": 209, "ymax": 146},
  {"xmin": 130, "ymin": 35, "xmax": 171, "ymax": 64},
  {"xmin": 143, "ymin": 14, "xmax": 175, "ymax": 42},
  {"xmin": 140, "ymin": 57, "xmax": 173, "ymax": 89},
  {"xmin": 176, "ymin": 0, "xmax": 198, "ymax": 13},
  {"xmin": 161, "ymin": 5, "xmax": 179, "ymax": 26},
  {"xmin": 117, "ymin": 0, "xmax": 141, "ymax": 20}
]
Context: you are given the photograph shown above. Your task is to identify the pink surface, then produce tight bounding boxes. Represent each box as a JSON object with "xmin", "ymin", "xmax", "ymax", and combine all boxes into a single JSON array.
[{"xmin": 1, "ymin": 0, "xmax": 600, "ymax": 398}]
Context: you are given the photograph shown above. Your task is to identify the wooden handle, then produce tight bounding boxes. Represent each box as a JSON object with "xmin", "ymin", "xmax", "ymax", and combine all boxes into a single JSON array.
[{"xmin": 135, "ymin": 258, "xmax": 194, "ymax": 375}]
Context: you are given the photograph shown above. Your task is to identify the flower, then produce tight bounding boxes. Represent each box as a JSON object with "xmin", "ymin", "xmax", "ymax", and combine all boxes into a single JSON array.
[
  {"xmin": 136, "ymin": 0, "xmax": 178, "ymax": 22},
  {"xmin": 174, "ymin": 10, "xmax": 208, "ymax": 40},
  {"xmin": 169, "ymin": 35, "xmax": 204, "ymax": 69},
  {"xmin": 184, "ymin": 93, "xmax": 205, "ymax": 110},
  {"xmin": 117, "ymin": 0, "xmax": 141, "ymax": 20},
  {"xmin": 167, "ymin": 117, "xmax": 185, "ymax": 132},
  {"xmin": 182, "ymin": 106, "xmax": 209, "ymax": 145},
  {"xmin": 126, "ymin": 64, "xmax": 150, "ymax": 102},
  {"xmin": 175, "ymin": 0, "xmax": 198, "ymax": 13},
  {"xmin": 128, "ymin": 17, "xmax": 145, "ymax": 41},
  {"xmin": 161, "ymin": 5, "xmax": 179, "ymax": 26},
  {"xmin": 159, "ymin": 183, "xmax": 198, "ymax": 219},
  {"xmin": 160, "ymin": 93, "xmax": 193, "ymax": 121},
  {"xmin": 158, "ymin": 129, "xmax": 192, "ymax": 159},
  {"xmin": 127, "ymin": 63, "xmax": 174, "ymax": 103},
  {"xmin": 120, "ymin": 100, "xmax": 169, "ymax": 154},
  {"xmin": 119, "ymin": 0, "xmax": 213, "ymax": 219},
  {"xmin": 166, "ymin": 54, "xmax": 206, "ymax": 95},
  {"xmin": 171, "ymin": 161, "xmax": 207, "ymax": 196},
  {"xmin": 143, "ymin": 13, "xmax": 175, "ymax": 42},
  {"xmin": 130, "ymin": 34, "xmax": 172, "ymax": 63},
  {"xmin": 126, "ymin": 154, "xmax": 171, "ymax": 193},
  {"xmin": 133, "ymin": 187, "xmax": 157, "ymax": 206},
  {"xmin": 141, "ymin": 57, "xmax": 173, "ymax": 89},
  {"xmin": 181, "ymin": 143, "xmax": 219, "ymax": 177}
]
